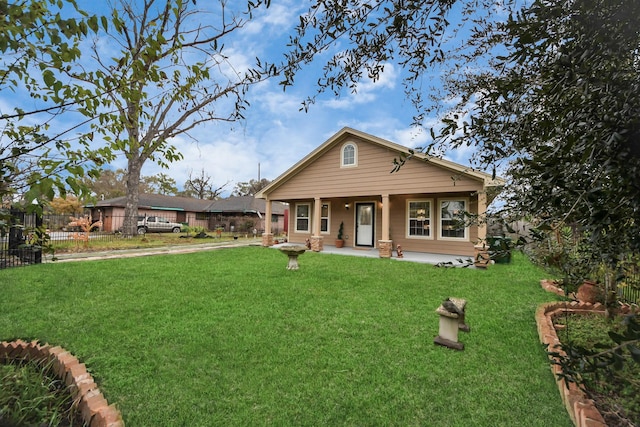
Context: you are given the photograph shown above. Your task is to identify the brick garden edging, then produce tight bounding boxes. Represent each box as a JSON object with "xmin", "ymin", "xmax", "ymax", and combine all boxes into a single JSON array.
[
  {"xmin": 0, "ymin": 339, "xmax": 124, "ymax": 427},
  {"xmin": 535, "ymin": 300, "xmax": 607, "ymax": 427}
]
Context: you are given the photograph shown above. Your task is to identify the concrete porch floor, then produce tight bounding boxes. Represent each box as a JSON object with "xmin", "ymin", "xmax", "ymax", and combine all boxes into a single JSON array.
[{"xmin": 273, "ymin": 243, "xmax": 475, "ymax": 266}]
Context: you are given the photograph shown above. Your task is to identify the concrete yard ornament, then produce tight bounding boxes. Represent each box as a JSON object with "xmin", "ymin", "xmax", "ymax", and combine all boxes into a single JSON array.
[{"xmin": 442, "ymin": 298, "xmax": 464, "ymax": 316}]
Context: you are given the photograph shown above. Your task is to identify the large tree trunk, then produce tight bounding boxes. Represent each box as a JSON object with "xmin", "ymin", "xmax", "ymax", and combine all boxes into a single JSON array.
[{"xmin": 122, "ymin": 155, "xmax": 143, "ymax": 237}]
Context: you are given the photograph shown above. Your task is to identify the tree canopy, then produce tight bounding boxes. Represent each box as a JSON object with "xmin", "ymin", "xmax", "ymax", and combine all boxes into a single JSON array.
[
  {"xmin": 80, "ymin": 169, "xmax": 178, "ymax": 200},
  {"xmin": 470, "ymin": 0, "xmax": 640, "ymax": 264},
  {"xmin": 1, "ymin": 0, "xmax": 105, "ymax": 210},
  {"xmin": 56, "ymin": 0, "xmax": 275, "ymax": 235},
  {"xmin": 180, "ymin": 168, "xmax": 228, "ymax": 200},
  {"xmin": 232, "ymin": 178, "xmax": 271, "ymax": 197}
]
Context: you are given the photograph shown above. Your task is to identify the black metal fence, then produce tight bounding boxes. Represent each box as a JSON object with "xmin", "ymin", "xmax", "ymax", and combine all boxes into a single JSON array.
[
  {"xmin": 618, "ymin": 285, "xmax": 640, "ymax": 305},
  {"xmin": 1, "ymin": 209, "xmax": 43, "ymax": 269},
  {"xmin": 617, "ymin": 259, "xmax": 640, "ymax": 305}
]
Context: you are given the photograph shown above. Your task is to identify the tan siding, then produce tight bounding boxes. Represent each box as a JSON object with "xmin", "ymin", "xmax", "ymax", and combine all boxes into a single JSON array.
[
  {"xmin": 284, "ymin": 194, "xmax": 478, "ymax": 256},
  {"xmin": 271, "ymin": 132, "xmax": 489, "ymax": 257},
  {"xmin": 388, "ymin": 194, "xmax": 478, "ymax": 256},
  {"xmin": 268, "ymin": 136, "xmax": 484, "ymax": 200}
]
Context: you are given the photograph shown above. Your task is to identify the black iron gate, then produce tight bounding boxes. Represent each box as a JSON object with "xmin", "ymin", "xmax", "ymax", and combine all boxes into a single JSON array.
[{"xmin": 1, "ymin": 208, "xmax": 43, "ymax": 269}]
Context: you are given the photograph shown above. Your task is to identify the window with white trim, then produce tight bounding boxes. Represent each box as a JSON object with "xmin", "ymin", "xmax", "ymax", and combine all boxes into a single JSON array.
[
  {"xmin": 439, "ymin": 199, "xmax": 468, "ymax": 239},
  {"xmin": 320, "ymin": 203, "xmax": 330, "ymax": 233},
  {"xmin": 341, "ymin": 143, "xmax": 357, "ymax": 167},
  {"xmin": 295, "ymin": 203, "xmax": 311, "ymax": 232},
  {"xmin": 407, "ymin": 200, "xmax": 432, "ymax": 238}
]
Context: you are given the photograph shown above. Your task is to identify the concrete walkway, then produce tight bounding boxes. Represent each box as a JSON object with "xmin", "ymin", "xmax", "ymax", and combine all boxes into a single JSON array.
[
  {"xmin": 273, "ymin": 243, "xmax": 473, "ymax": 266},
  {"xmin": 45, "ymin": 239, "xmax": 262, "ymax": 263},
  {"xmin": 47, "ymin": 239, "xmax": 471, "ymax": 266}
]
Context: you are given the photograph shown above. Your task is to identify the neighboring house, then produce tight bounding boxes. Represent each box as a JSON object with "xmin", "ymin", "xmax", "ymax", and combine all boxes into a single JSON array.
[
  {"xmin": 86, "ymin": 194, "xmax": 286, "ymax": 234},
  {"xmin": 207, "ymin": 196, "xmax": 287, "ymax": 234},
  {"xmin": 256, "ymin": 127, "xmax": 505, "ymax": 258}
]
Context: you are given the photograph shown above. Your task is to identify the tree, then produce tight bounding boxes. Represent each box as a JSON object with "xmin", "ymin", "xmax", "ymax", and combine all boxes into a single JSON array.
[
  {"xmin": 440, "ymin": 0, "xmax": 640, "ymax": 270},
  {"xmin": 280, "ymin": 0, "xmax": 501, "ymax": 120},
  {"xmin": 63, "ymin": 0, "xmax": 275, "ymax": 236},
  {"xmin": 0, "ymin": 0, "xmax": 107, "ymax": 210},
  {"xmin": 49, "ymin": 196, "xmax": 84, "ymax": 215},
  {"xmin": 232, "ymin": 178, "xmax": 271, "ymax": 197},
  {"xmin": 143, "ymin": 173, "xmax": 178, "ymax": 196},
  {"xmin": 81, "ymin": 169, "xmax": 128, "ymax": 200},
  {"xmin": 180, "ymin": 168, "xmax": 228, "ymax": 200},
  {"xmin": 81, "ymin": 169, "xmax": 179, "ymax": 199}
]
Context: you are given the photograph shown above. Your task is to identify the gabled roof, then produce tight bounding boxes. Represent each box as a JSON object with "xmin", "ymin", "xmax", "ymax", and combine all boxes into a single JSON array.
[{"xmin": 256, "ymin": 127, "xmax": 504, "ymax": 198}]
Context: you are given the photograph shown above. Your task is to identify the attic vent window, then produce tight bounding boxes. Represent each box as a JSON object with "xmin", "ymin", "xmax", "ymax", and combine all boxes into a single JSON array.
[{"xmin": 341, "ymin": 143, "xmax": 357, "ymax": 167}]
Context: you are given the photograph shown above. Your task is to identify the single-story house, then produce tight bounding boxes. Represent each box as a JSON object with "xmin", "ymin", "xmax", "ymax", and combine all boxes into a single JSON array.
[
  {"xmin": 87, "ymin": 194, "xmax": 286, "ymax": 233},
  {"xmin": 256, "ymin": 127, "xmax": 504, "ymax": 258},
  {"xmin": 207, "ymin": 196, "xmax": 288, "ymax": 234}
]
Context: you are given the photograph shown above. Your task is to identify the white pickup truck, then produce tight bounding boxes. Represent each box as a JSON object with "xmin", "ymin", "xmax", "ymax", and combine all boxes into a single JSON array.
[{"xmin": 137, "ymin": 216, "xmax": 183, "ymax": 234}]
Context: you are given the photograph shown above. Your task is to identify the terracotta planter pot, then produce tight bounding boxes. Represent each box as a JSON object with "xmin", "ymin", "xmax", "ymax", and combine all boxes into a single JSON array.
[
  {"xmin": 335, "ymin": 239, "xmax": 344, "ymax": 248},
  {"xmin": 576, "ymin": 280, "xmax": 602, "ymax": 303}
]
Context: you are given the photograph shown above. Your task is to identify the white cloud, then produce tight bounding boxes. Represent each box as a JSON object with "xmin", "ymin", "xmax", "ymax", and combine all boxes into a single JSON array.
[
  {"xmin": 391, "ymin": 127, "xmax": 431, "ymax": 149},
  {"xmin": 140, "ymin": 131, "xmax": 261, "ymax": 194},
  {"xmin": 321, "ymin": 63, "xmax": 399, "ymax": 110},
  {"xmin": 243, "ymin": 2, "xmax": 303, "ymax": 36}
]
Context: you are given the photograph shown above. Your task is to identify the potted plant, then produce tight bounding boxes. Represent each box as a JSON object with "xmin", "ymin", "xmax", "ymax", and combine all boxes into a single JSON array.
[{"xmin": 335, "ymin": 221, "xmax": 345, "ymax": 248}]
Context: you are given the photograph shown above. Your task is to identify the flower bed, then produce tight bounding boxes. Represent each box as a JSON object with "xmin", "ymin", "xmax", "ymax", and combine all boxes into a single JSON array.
[
  {"xmin": 0, "ymin": 339, "xmax": 123, "ymax": 427},
  {"xmin": 536, "ymin": 300, "xmax": 608, "ymax": 427}
]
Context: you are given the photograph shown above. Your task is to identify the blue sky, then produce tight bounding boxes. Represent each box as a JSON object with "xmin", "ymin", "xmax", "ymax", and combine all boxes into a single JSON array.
[
  {"xmin": 137, "ymin": 0, "xmax": 463, "ymax": 196},
  {"xmin": 3, "ymin": 0, "xmax": 488, "ymax": 197}
]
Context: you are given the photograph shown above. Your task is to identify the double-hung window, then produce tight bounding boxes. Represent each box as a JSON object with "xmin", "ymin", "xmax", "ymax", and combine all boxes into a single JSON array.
[
  {"xmin": 439, "ymin": 199, "xmax": 468, "ymax": 240},
  {"xmin": 295, "ymin": 203, "xmax": 311, "ymax": 233},
  {"xmin": 320, "ymin": 203, "xmax": 330, "ymax": 233},
  {"xmin": 407, "ymin": 200, "xmax": 432, "ymax": 238}
]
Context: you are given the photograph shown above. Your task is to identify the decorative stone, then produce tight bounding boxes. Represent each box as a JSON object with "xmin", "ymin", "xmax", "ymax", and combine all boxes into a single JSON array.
[
  {"xmin": 378, "ymin": 240, "xmax": 393, "ymax": 258},
  {"xmin": 310, "ymin": 236, "xmax": 324, "ymax": 252},
  {"xmin": 474, "ymin": 245, "xmax": 490, "ymax": 268},
  {"xmin": 278, "ymin": 244, "xmax": 307, "ymax": 270},
  {"xmin": 262, "ymin": 233, "xmax": 274, "ymax": 247},
  {"xmin": 434, "ymin": 297, "xmax": 469, "ymax": 351}
]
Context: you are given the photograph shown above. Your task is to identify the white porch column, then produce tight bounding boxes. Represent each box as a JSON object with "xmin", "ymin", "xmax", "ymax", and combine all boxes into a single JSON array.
[
  {"xmin": 313, "ymin": 197, "xmax": 322, "ymax": 236},
  {"xmin": 381, "ymin": 194, "xmax": 390, "ymax": 240},
  {"xmin": 379, "ymin": 194, "xmax": 392, "ymax": 258},
  {"xmin": 477, "ymin": 190, "xmax": 487, "ymax": 243}
]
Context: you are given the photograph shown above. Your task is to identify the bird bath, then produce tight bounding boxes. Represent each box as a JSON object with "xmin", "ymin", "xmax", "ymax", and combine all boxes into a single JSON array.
[{"xmin": 278, "ymin": 244, "xmax": 307, "ymax": 270}]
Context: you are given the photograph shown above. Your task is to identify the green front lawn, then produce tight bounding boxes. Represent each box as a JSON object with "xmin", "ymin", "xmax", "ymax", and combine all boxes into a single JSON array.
[{"xmin": 1, "ymin": 248, "xmax": 571, "ymax": 426}]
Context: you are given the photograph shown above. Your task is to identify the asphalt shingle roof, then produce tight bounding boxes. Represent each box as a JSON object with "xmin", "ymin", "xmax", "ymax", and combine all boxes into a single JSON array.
[{"xmin": 93, "ymin": 194, "xmax": 286, "ymax": 214}]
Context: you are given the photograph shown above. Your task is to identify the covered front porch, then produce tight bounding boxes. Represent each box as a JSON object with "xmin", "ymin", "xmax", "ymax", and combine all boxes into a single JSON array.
[
  {"xmin": 271, "ymin": 242, "xmax": 478, "ymax": 266},
  {"xmin": 261, "ymin": 192, "xmax": 488, "ymax": 259}
]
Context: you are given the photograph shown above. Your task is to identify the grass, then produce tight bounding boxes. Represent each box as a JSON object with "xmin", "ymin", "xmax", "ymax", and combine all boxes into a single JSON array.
[
  {"xmin": 0, "ymin": 248, "xmax": 572, "ymax": 426},
  {"xmin": 0, "ymin": 358, "xmax": 84, "ymax": 426},
  {"xmin": 48, "ymin": 231, "xmax": 253, "ymax": 254}
]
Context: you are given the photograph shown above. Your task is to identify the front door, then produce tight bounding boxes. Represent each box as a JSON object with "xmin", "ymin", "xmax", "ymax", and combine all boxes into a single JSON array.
[{"xmin": 355, "ymin": 203, "xmax": 375, "ymax": 247}]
